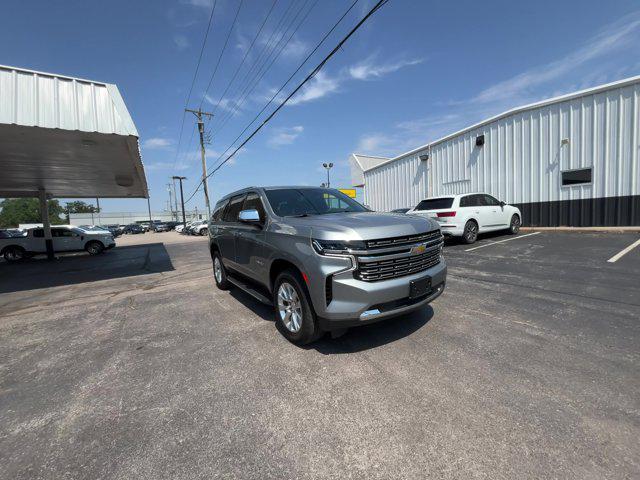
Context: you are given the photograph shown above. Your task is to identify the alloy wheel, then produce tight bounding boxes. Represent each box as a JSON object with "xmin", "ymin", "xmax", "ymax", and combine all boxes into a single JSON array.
[
  {"xmin": 214, "ymin": 257, "xmax": 223, "ymax": 283},
  {"xmin": 277, "ymin": 282, "xmax": 303, "ymax": 333},
  {"xmin": 465, "ymin": 222, "xmax": 478, "ymax": 242},
  {"xmin": 511, "ymin": 216, "xmax": 521, "ymax": 233}
]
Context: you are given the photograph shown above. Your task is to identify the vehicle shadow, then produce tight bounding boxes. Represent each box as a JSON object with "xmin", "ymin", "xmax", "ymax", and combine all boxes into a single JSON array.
[
  {"xmin": 443, "ymin": 229, "xmax": 515, "ymax": 247},
  {"xmin": 310, "ymin": 306, "xmax": 434, "ymax": 354},
  {"xmin": 228, "ymin": 288, "xmax": 274, "ymax": 321},
  {"xmin": 0, "ymin": 243, "xmax": 174, "ymax": 294},
  {"xmin": 227, "ymin": 287, "xmax": 434, "ymax": 352}
]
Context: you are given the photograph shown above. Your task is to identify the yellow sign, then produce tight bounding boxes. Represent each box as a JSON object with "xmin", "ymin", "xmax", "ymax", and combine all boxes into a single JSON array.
[{"xmin": 339, "ymin": 188, "xmax": 357, "ymax": 198}]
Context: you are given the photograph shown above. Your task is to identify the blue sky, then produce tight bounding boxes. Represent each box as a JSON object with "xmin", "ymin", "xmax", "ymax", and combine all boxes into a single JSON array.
[{"xmin": 2, "ymin": 0, "xmax": 640, "ymax": 213}]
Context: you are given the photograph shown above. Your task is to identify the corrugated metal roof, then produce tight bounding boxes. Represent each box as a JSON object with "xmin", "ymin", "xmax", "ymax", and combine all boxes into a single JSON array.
[{"xmin": 0, "ymin": 64, "xmax": 138, "ymax": 136}]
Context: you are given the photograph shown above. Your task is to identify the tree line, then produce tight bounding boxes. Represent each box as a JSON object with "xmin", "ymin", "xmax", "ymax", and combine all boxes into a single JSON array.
[{"xmin": 0, "ymin": 199, "xmax": 100, "ymax": 228}]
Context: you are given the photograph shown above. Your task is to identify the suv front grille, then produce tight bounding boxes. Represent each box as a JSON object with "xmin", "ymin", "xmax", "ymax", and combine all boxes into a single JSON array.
[
  {"xmin": 365, "ymin": 231, "xmax": 442, "ymax": 250},
  {"xmin": 355, "ymin": 247, "xmax": 441, "ymax": 282}
]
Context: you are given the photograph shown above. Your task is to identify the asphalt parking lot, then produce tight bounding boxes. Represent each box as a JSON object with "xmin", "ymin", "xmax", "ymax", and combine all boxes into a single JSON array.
[{"xmin": 1, "ymin": 230, "xmax": 639, "ymax": 479}]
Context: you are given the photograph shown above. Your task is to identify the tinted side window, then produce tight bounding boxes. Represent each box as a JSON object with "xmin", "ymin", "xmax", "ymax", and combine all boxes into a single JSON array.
[
  {"xmin": 212, "ymin": 200, "xmax": 228, "ymax": 221},
  {"xmin": 483, "ymin": 195, "xmax": 500, "ymax": 206},
  {"xmin": 459, "ymin": 195, "xmax": 475, "ymax": 207},
  {"xmin": 415, "ymin": 198, "xmax": 454, "ymax": 210},
  {"xmin": 53, "ymin": 228, "xmax": 75, "ymax": 237},
  {"xmin": 242, "ymin": 193, "xmax": 266, "ymax": 222},
  {"xmin": 223, "ymin": 195, "xmax": 245, "ymax": 222},
  {"xmin": 32, "ymin": 229, "xmax": 44, "ymax": 238}
]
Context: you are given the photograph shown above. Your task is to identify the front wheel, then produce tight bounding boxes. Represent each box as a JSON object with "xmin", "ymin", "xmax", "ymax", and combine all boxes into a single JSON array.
[
  {"xmin": 3, "ymin": 246, "xmax": 26, "ymax": 262},
  {"xmin": 509, "ymin": 214, "xmax": 521, "ymax": 234},
  {"xmin": 85, "ymin": 241, "xmax": 104, "ymax": 255},
  {"xmin": 273, "ymin": 270, "xmax": 322, "ymax": 345},
  {"xmin": 200, "ymin": 229, "xmax": 208, "ymax": 236},
  {"xmin": 462, "ymin": 220, "xmax": 479, "ymax": 244},
  {"xmin": 213, "ymin": 252, "xmax": 230, "ymax": 290}
]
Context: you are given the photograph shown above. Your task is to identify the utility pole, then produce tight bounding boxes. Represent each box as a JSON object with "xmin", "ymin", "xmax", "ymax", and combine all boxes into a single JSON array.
[
  {"xmin": 166, "ymin": 182, "xmax": 174, "ymax": 220},
  {"xmin": 186, "ymin": 108, "xmax": 214, "ymax": 219},
  {"xmin": 146, "ymin": 191, "xmax": 153, "ymax": 227},
  {"xmin": 172, "ymin": 176, "xmax": 187, "ymax": 228},
  {"xmin": 95, "ymin": 197, "xmax": 101, "ymax": 225},
  {"xmin": 171, "ymin": 177, "xmax": 179, "ymax": 221}
]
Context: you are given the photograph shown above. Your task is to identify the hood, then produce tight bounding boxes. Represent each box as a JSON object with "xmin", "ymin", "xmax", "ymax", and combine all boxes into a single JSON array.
[{"xmin": 284, "ymin": 212, "xmax": 439, "ymax": 241}]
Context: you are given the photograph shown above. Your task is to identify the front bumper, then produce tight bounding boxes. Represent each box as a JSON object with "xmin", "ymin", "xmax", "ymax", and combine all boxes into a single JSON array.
[{"xmin": 304, "ymin": 251, "xmax": 447, "ymax": 330}]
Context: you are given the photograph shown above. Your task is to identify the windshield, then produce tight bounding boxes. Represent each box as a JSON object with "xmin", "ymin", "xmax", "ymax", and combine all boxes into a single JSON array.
[
  {"xmin": 414, "ymin": 198, "xmax": 454, "ymax": 210},
  {"xmin": 265, "ymin": 188, "xmax": 367, "ymax": 217}
]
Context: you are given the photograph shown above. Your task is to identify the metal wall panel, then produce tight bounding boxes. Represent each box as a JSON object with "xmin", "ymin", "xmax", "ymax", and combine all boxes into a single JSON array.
[{"xmin": 362, "ymin": 78, "xmax": 640, "ymax": 214}]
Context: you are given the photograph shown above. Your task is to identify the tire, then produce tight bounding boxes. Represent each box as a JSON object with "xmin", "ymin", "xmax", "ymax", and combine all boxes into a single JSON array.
[
  {"xmin": 509, "ymin": 214, "xmax": 521, "ymax": 235},
  {"xmin": 199, "ymin": 229, "xmax": 208, "ymax": 236},
  {"xmin": 273, "ymin": 269, "xmax": 322, "ymax": 345},
  {"xmin": 213, "ymin": 251, "xmax": 230, "ymax": 290},
  {"xmin": 85, "ymin": 241, "xmax": 104, "ymax": 255},
  {"xmin": 463, "ymin": 220, "xmax": 479, "ymax": 244},
  {"xmin": 3, "ymin": 246, "xmax": 26, "ymax": 262}
]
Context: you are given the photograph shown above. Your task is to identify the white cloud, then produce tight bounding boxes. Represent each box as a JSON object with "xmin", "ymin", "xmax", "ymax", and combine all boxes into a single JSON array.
[
  {"xmin": 143, "ymin": 137, "xmax": 172, "ymax": 150},
  {"xmin": 281, "ymin": 38, "xmax": 308, "ymax": 60},
  {"xmin": 180, "ymin": 0, "xmax": 213, "ymax": 8},
  {"xmin": 268, "ymin": 126, "xmax": 304, "ymax": 147},
  {"xmin": 288, "ymin": 72, "xmax": 340, "ymax": 105},
  {"xmin": 348, "ymin": 57, "xmax": 422, "ymax": 81},
  {"xmin": 173, "ymin": 34, "xmax": 190, "ymax": 50},
  {"xmin": 285, "ymin": 55, "xmax": 421, "ymax": 106},
  {"xmin": 471, "ymin": 11, "xmax": 640, "ymax": 104},
  {"xmin": 204, "ymin": 94, "xmax": 241, "ymax": 115}
]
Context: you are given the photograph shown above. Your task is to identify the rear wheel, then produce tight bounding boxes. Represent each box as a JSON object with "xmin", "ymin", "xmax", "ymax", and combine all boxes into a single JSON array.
[
  {"xmin": 462, "ymin": 220, "xmax": 479, "ymax": 244},
  {"xmin": 509, "ymin": 214, "xmax": 521, "ymax": 234},
  {"xmin": 85, "ymin": 241, "xmax": 104, "ymax": 255},
  {"xmin": 273, "ymin": 270, "xmax": 322, "ymax": 345},
  {"xmin": 200, "ymin": 228, "xmax": 208, "ymax": 236},
  {"xmin": 213, "ymin": 252, "xmax": 230, "ymax": 290},
  {"xmin": 3, "ymin": 246, "xmax": 26, "ymax": 262}
]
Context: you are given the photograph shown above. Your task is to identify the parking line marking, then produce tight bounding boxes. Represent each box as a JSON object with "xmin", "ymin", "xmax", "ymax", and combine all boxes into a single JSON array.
[
  {"xmin": 464, "ymin": 232, "xmax": 541, "ymax": 252},
  {"xmin": 607, "ymin": 238, "xmax": 640, "ymax": 263}
]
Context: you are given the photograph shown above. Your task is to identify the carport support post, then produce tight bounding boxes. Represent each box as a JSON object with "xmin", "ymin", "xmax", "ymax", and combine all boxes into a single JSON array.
[{"xmin": 38, "ymin": 189, "xmax": 54, "ymax": 260}]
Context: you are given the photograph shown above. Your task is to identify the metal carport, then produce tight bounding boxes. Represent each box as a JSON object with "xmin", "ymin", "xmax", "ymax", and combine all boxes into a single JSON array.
[{"xmin": 0, "ymin": 64, "xmax": 147, "ymax": 258}]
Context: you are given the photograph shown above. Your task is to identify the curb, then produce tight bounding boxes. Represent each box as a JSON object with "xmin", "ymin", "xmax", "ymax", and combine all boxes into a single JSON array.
[{"xmin": 520, "ymin": 227, "xmax": 640, "ymax": 233}]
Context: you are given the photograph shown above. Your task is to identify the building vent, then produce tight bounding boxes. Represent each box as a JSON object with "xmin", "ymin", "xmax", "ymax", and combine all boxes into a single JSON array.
[{"xmin": 475, "ymin": 135, "xmax": 485, "ymax": 147}]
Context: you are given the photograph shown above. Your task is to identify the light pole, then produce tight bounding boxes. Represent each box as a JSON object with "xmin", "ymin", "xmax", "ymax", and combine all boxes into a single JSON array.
[
  {"xmin": 322, "ymin": 162, "xmax": 333, "ymax": 188},
  {"xmin": 172, "ymin": 176, "xmax": 187, "ymax": 228}
]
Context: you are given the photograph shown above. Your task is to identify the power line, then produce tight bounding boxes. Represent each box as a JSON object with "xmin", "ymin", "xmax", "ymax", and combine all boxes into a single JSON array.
[
  {"xmin": 212, "ymin": 0, "xmax": 315, "ymax": 136},
  {"xmin": 183, "ymin": 0, "xmax": 389, "ymax": 204},
  {"xmin": 209, "ymin": 0, "xmax": 300, "ymax": 130},
  {"xmin": 199, "ymin": 0, "xmax": 245, "ymax": 109},
  {"xmin": 210, "ymin": 0, "xmax": 279, "ymax": 118},
  {"xmin": 172, "ymin": 0, "xmax": 219, "ymax": 170},
  {"xmin": 207, "ymin": 0, "xmax": 356, "ymax": 173}
]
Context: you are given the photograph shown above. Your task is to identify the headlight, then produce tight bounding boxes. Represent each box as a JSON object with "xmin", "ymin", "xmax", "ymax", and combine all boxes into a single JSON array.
[{"xmin": 312, "ymin": 239, "xmax": 366, "ymax": 255}]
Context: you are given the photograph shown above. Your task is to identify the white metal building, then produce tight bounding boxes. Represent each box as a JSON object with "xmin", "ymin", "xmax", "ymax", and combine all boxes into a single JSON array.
[{"xmin": 351, "ymin": 76, "xmax": 640, "ymax": 226}]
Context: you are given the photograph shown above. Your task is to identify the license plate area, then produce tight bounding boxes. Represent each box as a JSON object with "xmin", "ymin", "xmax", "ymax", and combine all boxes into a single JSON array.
[{"xmin": 409, "ymin": 277, "xmax": 431, "ymax": 299}]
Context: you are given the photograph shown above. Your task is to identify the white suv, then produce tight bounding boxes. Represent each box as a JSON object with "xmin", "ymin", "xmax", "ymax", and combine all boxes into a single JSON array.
[{"xmin": 407, "ymin": 193, "xmax": 521, "ymax": 244}]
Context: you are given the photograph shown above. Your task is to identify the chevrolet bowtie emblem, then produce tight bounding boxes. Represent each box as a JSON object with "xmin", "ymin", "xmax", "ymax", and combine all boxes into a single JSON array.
[{"xmin": 411, "ymin": 243, "xmax": 427, "ymax": 255}]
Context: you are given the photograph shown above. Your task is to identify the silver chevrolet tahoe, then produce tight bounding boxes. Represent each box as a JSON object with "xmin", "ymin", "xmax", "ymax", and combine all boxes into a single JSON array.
[{"xmin": 209, "ymin": 186, "xmax": 447, "ymax": 345}]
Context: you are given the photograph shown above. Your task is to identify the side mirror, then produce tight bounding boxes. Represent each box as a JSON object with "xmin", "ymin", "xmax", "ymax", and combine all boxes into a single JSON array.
[
  {"xmin": 239, "ymin": 209, "xmax": 261, "ymax": 223},
  {"xmin": 499, "ymin": 201, "xmax": 505, "ymax": 207}
]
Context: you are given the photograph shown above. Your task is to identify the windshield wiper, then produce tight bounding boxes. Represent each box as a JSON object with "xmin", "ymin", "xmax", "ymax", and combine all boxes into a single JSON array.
[{"xmin": 288, "ymin": 213, "xmax": 311, "ymax": 217}]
